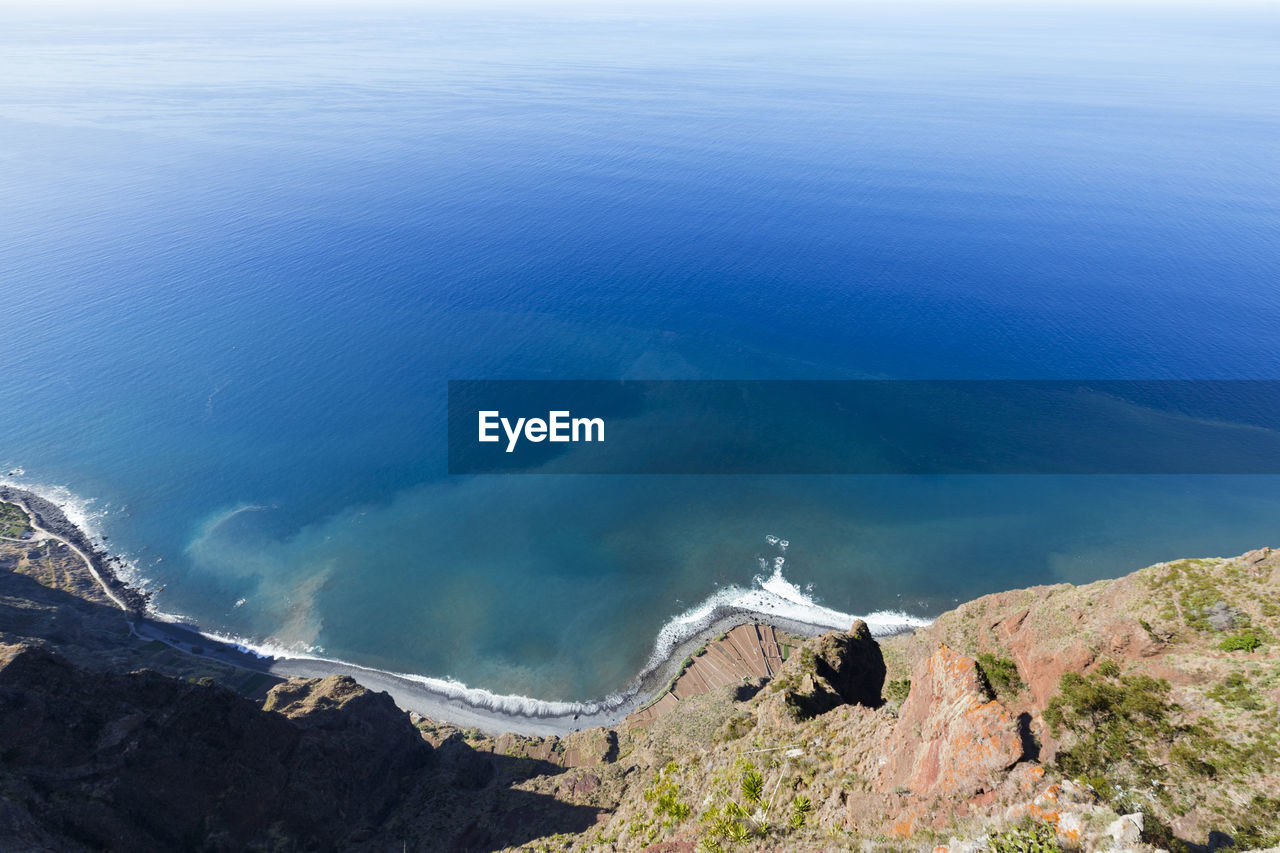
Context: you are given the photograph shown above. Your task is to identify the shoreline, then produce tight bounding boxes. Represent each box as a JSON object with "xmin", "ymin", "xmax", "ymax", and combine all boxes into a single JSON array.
[
  {"xmin": 0, "ymin": 485, "xmax": 148, "ymax": 614},
  {"xmin": 132, "ymin": 607, "xmax": 840, "ymax": 735},
  {"xmin": 0, "ymin": 483, "xmax": 921, "ymax": 736}
]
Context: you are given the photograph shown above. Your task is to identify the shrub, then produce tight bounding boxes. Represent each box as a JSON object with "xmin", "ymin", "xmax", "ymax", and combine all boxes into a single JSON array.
[
  {"xmin": 884, "ymin": 678, "xmax": 911, "ymax": 704},
  {"xmin": 643, "ymin": 764, "xmax": 691, "ymax": 825},
  {"xmin": 1207, "ymin": 672, "xmax": 1262, "ymax": 710},
  {"xmin": 1044, "ymin": 670, "xmax": 1176, "ymax": 782},
  {"xmin": 798, "ymin": 647, "xmax": 816, "ymax": 674},
  {"xmin": 1226, "ymin": 795, "xmax": 1280, "ymax": 848},
  {"xmin": 1219, "ymin": 631, "xmax": 1264, "ymax": 653},
  {"xmin": 720, "ymin": 712, "xmax": 757, "ymax": 741},
  {"xmin": 976, "ymin": 653, "xmax": 1025, "ymax": 698},
  {"xmin": 1169, "ymin": 741, "xmax": 1216, "ymax": 777},
  {"xmin": 1096, "ymin": 658, "xmax": 1121, "ymax": 678}
]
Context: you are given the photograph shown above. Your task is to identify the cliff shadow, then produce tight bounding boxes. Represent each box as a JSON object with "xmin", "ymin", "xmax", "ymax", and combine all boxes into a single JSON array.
[
  {"xmin": 0, "ymin": 567, "xmax": 602, "ymax": 852},
  {"xmin": 400, "ymin": 735, "xmax": 604, "ymax": 852},
  {"xmin": 0, "ymin": 567, "xmax": 281, "ymax": 697}
]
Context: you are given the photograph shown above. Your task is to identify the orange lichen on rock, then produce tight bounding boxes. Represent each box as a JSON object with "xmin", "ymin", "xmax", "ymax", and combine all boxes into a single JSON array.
[{"xmin": 877, "ymin": 644, "xmax": 1026, "ymax": 798}]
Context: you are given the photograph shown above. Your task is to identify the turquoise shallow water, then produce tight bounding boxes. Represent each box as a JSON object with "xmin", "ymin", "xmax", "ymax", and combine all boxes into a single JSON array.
[{"xmin": 1, "ymin": 3, "xmax": 1278, "ymax": 702}]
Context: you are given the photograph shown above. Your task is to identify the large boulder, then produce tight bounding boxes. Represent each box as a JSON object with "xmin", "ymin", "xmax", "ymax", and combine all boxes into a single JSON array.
[
  {"xmin": 783, "ymin": 619, "xmax": 886, "ymax": 719},
  {"xmin": 877, "ymin": 644, "xmax": 1025, "ymax": 797}
]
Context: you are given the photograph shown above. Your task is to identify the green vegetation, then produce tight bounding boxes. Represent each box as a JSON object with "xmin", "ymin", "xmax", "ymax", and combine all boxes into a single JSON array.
[
  {"xmin": 1146, "ymin": 558, "xmax": 1254, "ymax": 634},
  {"xmin": 1095, "ymin": 658, "xmax": 1121, "ymax": 678},
  {"xmin": 1207, "ymin": 672, "xmax": 1262, "ymax": 711},
  {"xmin": 976, "ymin": 653, "xmax": 1025, "ymax": 699},
  {"xmin": 1044, "ymin": 668, "xmax": 1180, "ymax": 804},
  {"xmin": 718, "ymin": 711, "xmax": 757, "ymax": 742},
  {"xmin": 1225, "ymin": 795, "xmax": 1280, "ymax": 849},
  {"xmin": 1044, "ymin": 659, "xmax": 1280, "ymax": 847},
  {"xmin": 884, "ymin": 678, "xmax": 912, "ymax": 704},
  {"xmin": 787, "ymin": 794, "xmax": 812, "ymax": 829},
  {"xmin": 740, "ymin": 767, "xmax": 764, "ymax": 805},
  {"xmin": 631, "ymin": 761, "xmax": 694, "ymax": 846},
  {"xmin": 642, "ymin": 762, "xmax": 692, "ymax": 823},
  {"xmin": 0, "ymin": 501, "xmax": 32, "ymax": 539},
  {"xmin": 1219, "ymin": 630, "xmax": 1264, "ymax": 653},
  {"xmin": 698, "ymin": 761, "xmax": 815, "ymax": 849},
  {"xmin": 988, "ymin": 822, "xmax": 1063, "ymax": 853}
]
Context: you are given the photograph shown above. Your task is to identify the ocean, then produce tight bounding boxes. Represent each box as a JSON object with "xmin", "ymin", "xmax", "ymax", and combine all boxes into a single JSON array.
[{"xmin": 1, "ymin": 1, "xmax": 1278, "ymax": 704}]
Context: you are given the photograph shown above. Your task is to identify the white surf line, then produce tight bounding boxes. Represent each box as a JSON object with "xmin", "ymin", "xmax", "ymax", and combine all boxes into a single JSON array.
[{"xmin": 13, "ymin": 499, "xmax": 130, "ymax": 612}]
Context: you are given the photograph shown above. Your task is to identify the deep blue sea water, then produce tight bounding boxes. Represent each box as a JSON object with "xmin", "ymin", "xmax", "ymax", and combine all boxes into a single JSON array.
[{"xmin": 1, "ymin": 2, "xmax": 1278, "ymax": 702}]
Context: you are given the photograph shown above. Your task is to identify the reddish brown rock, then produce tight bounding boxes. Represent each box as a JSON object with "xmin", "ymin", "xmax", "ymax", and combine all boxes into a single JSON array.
[
  {"xmin": 877, "ymin": 644, "xmax": 1025, "ymax": 798},
  {"xmin": 1242, "ymin": 547, "xmax": 1270, "ymax": 565}
]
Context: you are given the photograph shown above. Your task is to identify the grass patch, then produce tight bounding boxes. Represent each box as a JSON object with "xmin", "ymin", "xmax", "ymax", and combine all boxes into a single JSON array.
[
  {"xmin": 1207, "ymin": 673, "xmax": 1263, "ymax": 711},
  {"xmin": 0, "ymin": 502, "xmax": 32, "ymax": 539},
  {"xmin": 1225, "ymin": 795, "xmax": 1280, "ymax": 849}
]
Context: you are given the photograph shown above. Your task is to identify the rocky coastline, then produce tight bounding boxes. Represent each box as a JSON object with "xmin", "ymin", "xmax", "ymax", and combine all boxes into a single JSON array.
[
  {"xmin": 0, "ymin": 485, "xmax": 148, "ymax": 613},
  {"xmin": 0, "ymin": 484, "xmax": 903, "ymax": 735}
]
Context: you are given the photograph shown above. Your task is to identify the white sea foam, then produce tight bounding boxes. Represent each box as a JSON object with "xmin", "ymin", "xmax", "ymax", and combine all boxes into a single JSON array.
[
  {"xmin": 645, "ymin": 562, "xmax": 930, "ymax": 677},
  {"xmin": 1, "ymin": 476, "xmax": 106, "ymax": 537},
  {"xmin": 151, "ymin": 612, "xmax": 322, "ymax": 660}
]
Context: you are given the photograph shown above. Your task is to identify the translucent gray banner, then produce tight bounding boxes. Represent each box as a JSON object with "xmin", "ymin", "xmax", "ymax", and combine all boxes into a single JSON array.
[{"xmin": 447, "ymin": 380, "xmax": 1280, "ymax": 474}]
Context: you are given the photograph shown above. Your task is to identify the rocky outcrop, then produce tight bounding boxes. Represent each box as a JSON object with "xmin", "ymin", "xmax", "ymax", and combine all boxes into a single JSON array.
[
  {"xmin": 782, "ymin": 618, "xmax": 887, "ymax": 719},
  {"xmin": 877, "ymin": 644, "xmax": 1025, "ymax": 798},
  {"xmin": 0, "ymin": 643, "xmax": 430, "ymax": 852}
]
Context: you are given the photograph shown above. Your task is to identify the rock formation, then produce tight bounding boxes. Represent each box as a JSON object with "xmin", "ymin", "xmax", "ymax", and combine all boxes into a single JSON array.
[
  {"xmin": 877, "ymin": 644, "xmax": 1025, "ymax": 798},
  {"xmin": 781, "ymin": 618, "xmax": 887, "ymax": 719}
]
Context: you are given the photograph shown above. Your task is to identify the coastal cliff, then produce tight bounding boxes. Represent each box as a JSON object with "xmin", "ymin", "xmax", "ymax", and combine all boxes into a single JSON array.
[{"xmin": 0, "ymin": 494, "xmax": 1277, "ymax": 852}]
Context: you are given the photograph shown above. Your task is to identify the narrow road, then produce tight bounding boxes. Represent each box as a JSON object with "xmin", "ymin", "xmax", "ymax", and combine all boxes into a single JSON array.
[{"xmin": 11, "ymin": 500, "xmax": 130, "ymax": 612}]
